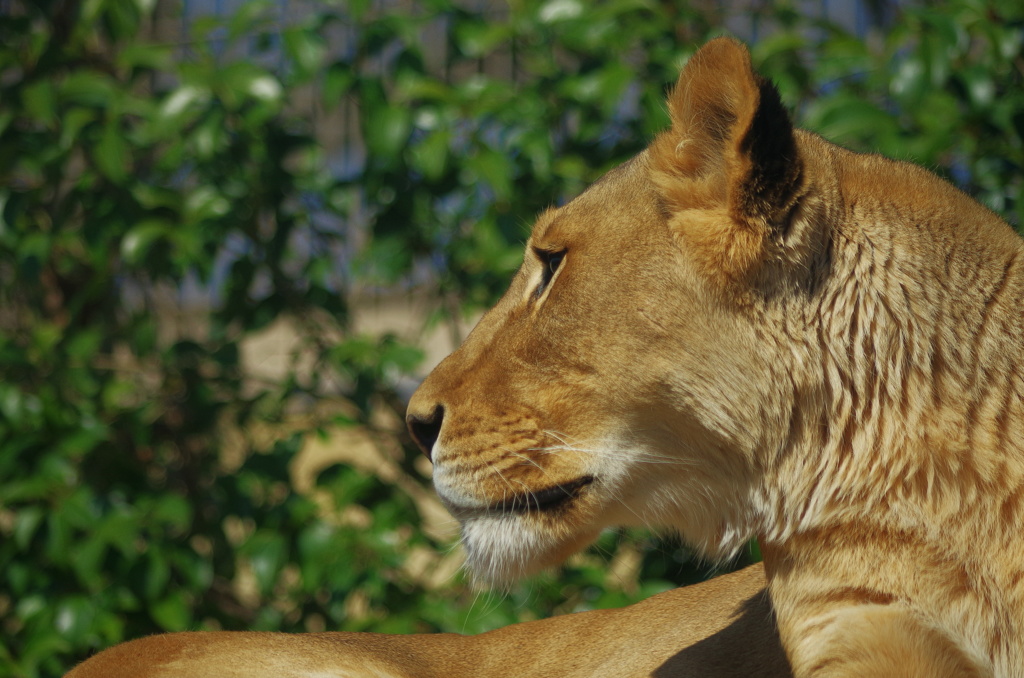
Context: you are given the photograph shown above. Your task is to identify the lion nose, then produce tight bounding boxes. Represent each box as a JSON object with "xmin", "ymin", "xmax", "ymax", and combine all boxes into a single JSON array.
[{"xmin": 406, "ymin": 404, "xmax": 444, "ymax": 461}]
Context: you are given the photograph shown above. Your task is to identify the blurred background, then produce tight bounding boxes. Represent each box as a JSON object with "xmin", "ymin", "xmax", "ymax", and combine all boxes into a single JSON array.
[{"xmin": 1, "ymin": 0, "xmax": 1022, "ymax": 675}]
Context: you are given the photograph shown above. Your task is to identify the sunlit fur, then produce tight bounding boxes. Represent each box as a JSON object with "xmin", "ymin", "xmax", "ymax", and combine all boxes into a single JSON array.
[
  {"xmin": 408, "ymin": 37, "xmax": 1024, "ymax": 677},
  {"xmin": 66, "ymin": 564, "xmax": 791, "ymax": 678}
]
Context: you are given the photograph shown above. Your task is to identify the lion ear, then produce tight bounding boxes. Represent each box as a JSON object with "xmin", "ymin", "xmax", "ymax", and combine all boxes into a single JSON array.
[{"xmin": 649, "ymin": 37, "xmax": 802, "ymax": 281}]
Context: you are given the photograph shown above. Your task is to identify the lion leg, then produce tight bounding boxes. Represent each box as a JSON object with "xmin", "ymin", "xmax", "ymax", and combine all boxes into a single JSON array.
[{"xmin": 785, "ymin": 606, "xmax": 989, "ymax": 678}]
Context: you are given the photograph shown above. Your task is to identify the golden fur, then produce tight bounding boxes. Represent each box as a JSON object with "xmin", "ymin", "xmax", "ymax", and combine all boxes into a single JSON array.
[
  {"xmin": 69, "ymin": 37, "xmax": 1022, "ymax": 677},
  {"xmin": 66, "ymin": 563, "xmax": 789, "ymax": 678},
  {"xmin": 406, "ymin": 38, "xmax": 1024, "ymax": 677}
]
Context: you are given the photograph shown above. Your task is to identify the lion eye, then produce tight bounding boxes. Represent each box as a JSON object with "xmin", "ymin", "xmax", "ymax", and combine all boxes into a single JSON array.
[
  {"xmin": 545, "ymin": 251, "xmax": 564, "ymax": 274},
  {"xmin": 534, "ymin": 248, "xmax": 565, "ymax": 298}
]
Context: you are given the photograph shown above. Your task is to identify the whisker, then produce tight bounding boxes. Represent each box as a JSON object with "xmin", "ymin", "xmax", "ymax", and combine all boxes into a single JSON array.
[
  {"xmin": 508, "ymin": 449, "xmax": 547, "ymax": 473},
  {"xmin": 537, "ymin": 429, "xmax": 698, "ymax": 466},
  {"xmin": 529, "ymin": 443, "xmax": 696, "ymax": 466},
  {"xmin": 492, "ymin": 466, "xmax": 518, "ymax": 509},
  {"xmin": 604, "ymin": 483, "xmax": 655, "ymax": 529}
]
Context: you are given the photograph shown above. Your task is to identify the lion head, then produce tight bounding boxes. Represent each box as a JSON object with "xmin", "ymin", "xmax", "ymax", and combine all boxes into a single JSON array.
[
  {"xmin": 404, "ymin": 36, "xmax": 1021, "ymax": 596},
  {"xmin": 403, "ymin": 37, "xmax": 811, "ymax": 581}
]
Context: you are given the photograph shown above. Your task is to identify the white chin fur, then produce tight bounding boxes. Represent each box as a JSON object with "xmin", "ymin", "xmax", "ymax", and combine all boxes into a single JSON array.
[{"xmin": 459, "ymin": 514, "xmax": 576, "ymax": 584}]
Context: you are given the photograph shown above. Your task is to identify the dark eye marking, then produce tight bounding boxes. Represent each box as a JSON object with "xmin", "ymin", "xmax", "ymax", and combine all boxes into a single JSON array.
[{"xmin": 533, "ymin": 248, "xmax": 566, "ymax": 298}]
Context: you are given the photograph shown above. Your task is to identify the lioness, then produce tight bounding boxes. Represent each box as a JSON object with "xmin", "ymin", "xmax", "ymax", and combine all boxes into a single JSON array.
[
  {"xmin": 406, "ymin": 37, "xmax": 1024, "ymax": 676},
  {"xmin": 69, "ymin": 36, "xmax": 1020, "ymax": 677}
]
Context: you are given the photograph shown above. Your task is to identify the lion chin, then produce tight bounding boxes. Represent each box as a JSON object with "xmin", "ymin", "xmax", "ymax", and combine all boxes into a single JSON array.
[
  {"xmin": 458, "ymin": 514, "xmax": 601, "ymax": 583},
  {"xmin": 431, "ymin": 464, "xmax": 609, "ymax": 582}
]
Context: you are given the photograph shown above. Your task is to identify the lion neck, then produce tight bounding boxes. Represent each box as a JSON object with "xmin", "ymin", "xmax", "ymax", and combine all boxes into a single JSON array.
[{"xmin": 749, "ymin": 153, "xmax": 1024, "ymax": 559}]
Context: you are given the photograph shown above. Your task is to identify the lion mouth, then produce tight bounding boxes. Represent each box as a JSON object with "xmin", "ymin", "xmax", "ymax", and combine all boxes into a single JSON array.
[{"xmin": 487, "ymin": 476, "xmax": 595, "ymax": 514}]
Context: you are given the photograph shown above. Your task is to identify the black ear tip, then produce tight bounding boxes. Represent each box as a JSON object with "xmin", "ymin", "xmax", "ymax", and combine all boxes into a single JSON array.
[
  {"xmin": 739, "ymin": 75, "xmax": 802, "ymax": 226},
  {"xmin": 756, "ymin": 74, "xmax": 790, "ymax": 117}
]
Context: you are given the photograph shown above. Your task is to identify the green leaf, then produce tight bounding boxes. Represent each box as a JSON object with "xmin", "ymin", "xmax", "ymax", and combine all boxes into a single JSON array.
[
  {"xmin": 464, "ymin": 148, "xmax": 514, "ymax": 202},
  {"xmin": 116, "ymin": 42, "xmax": 172, "ymax": 72},
  {"xmin": 378, "ymin": 337, "xmax": 424, "ymax": 373},
  {"xmin": 243, "ymin": 531, "xmax": 287, "ymax": 595},
  {"xmin": 60, "ymin": 71, "xmax": 118, "ymax": 109},
  {"xmin": 539, "ymin": 0, "xmax": 584, "ymax": 23},
  {"xmin": 93, "ymin": 121, "xmax": 130, "ymax": 182},
  {"xmin": 324, "ymin": 62, "xmax": 356, "ymax": 103},
  {"xmin": 56, "ymin": 416, "xmax": 108, "ymax": 459},
  {"xmin": 409, "ymin": 130, "xmax": 450, "ymax": 182},
  {"xmin": 120, "ymin": 219, "xmax": 171, "ymax": 264},
  {"xmin": 559, "ymin": 63, "xmax": 631, "ymax": 107},
  {"xmin": 158, "ymin": 84, "xmax": 210, "ymax": 126},
  {"xmin": 284, "ymin": 26, "xmax": 327, "ymax": 77},
  {"xmin": 455, "ymin": 21, "xmax": 510, "ymax": 58},
  {"xmin": 805, "ymin": 94, "xmax": 899, "ymax": 148},
  {"xmin": 57, "ymin": 596, "xmax": 102, "ymax": 641},
  {"xmin": 150, "ymin": 591, "xmax": 191, "ymax": 632},
  {"xmin": 363, "ymin": 103, "xmax": 412, "ymax": 160},
  {"xmin": 150, "ymin": 494, "xmax": 193, "ymax": 533},
  {"xmin": 890, "ymin": 54, "xmax": 927, "ymax": 100},
  {"xmin": 22, "ymin": 80, "xmax": 57, "ymax": 126},
  {"xmin": 220, "ymin": 63, "xmax": 283, "ymax": 108},
  {"xmin": 297, "ymin": 522, "xmax": 335, "ymax": 587},
  {"xmin": 59, "ymin": 107, "xmax": 96, "ymax": 151},
  {"xmin": 228, "ymin": 0, "xmax": 273, "ymax": 39},
  {"xmin": 65, "ymin": 327, "xmax": 102, "ymax": 362},
  {"xmin": 0, "ymin": 383, "xmax": 43, "ymax": 425},
  {"xmin": 184, "ymin": 186, "xmax": 231, "ymax": 222},
  {"xmin": 131, "ymin": 182, "xmax": 180, "ymax": 210},
  {"xmin": 960, "ymin": 65, "xmax": 996, "ymax": 109},
  {"xmin": 917, "ymin": 9, "xmax": 965, "ymax": 56},
  {"xmin": 144, "ymin": 551, "xmax": 172, "ymax": 601},
  {"xmin": 13, "ymin": 507, "xmax": 45, "ymax": 550}
]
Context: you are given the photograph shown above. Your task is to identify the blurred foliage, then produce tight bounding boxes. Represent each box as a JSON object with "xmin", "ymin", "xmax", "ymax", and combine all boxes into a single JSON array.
[
  {"xmin": 754, "ymin": 0, "xmax": 1024, "ymax": 224},
  {"xmin": 0, "ymin": 0, "xmax": 1022, "ymax": 675}
]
